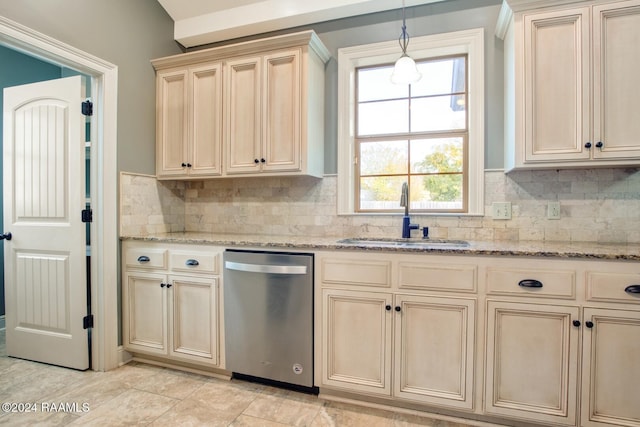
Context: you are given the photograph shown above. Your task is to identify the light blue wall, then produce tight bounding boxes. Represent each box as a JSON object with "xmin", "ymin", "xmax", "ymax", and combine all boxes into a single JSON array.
[{"xmin": 0, "ymin": 44, "xmax": 63, "ymax": 317}]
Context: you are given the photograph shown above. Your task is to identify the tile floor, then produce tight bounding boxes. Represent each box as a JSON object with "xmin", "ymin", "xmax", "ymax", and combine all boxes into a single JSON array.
[{"xmin": 0, "ymin": 329, "xmax": 473, "ymax": 426}]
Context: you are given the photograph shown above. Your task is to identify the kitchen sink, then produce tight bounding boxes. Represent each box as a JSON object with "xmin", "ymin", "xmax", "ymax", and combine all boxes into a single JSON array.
[{"xmin": 337, "ymin": 238, "xmax": 470, "ymax": 248}]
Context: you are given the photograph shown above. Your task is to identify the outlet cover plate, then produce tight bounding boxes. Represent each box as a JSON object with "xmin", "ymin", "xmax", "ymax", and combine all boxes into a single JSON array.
[
  {"xmin": 547, "ymin": 201, "xmax": 561, "ymax": 219},
  {"xmin": 492, "ymin": 202, "xmax": 512, "ymax": 220}
]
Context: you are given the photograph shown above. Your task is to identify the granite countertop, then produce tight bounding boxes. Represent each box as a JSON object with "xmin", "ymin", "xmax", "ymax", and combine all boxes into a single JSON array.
[{"xmin": 121, "ymin": 232, "xmax": 640, "ymax": 261}]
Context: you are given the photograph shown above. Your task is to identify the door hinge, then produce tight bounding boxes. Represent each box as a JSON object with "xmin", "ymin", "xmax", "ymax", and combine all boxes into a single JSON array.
[
  {"xmin": 83, "ymin": 314, "xmax": 94, "ymax": 329},
  {"xmin": 82, "ymin": 209, "xmax": 93, "ymax": 223},
  {"xmin": 81, "ymin": 99, "xmax": 93, "ymax": 116}
]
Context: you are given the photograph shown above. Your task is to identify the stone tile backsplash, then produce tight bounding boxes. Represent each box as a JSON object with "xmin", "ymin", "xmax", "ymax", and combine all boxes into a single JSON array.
[{"xmin": 120, "ymin": 168, "xmax": 640, "ymax": 243}]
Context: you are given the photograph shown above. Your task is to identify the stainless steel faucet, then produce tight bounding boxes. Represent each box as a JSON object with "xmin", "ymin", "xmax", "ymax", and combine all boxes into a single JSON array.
[{"xmin": 400, "ymin": 182, "xmax": 419, "ymax": 238}]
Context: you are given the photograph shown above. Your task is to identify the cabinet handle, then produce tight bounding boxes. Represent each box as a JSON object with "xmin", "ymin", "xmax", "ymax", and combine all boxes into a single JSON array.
[
  {"xmin": 185, "ymin": 259, "xmax": 199, "ymax": 266},
  {"xmin": 573, "ymin": 320, "xmax": 581, "ymax": 327},
  {"xmin": 385, "ymin": 305, "xmax": 392, "ymax": 311},
  {"xmin": 595, "ymin": 141, "xmax": 603, "ymax": 149},
  {"xmin": 181, "ymin": 162, "xmax": 187, "ymax": 167},
  {"xmin": 586, "ymin": 321, "xmax": 594, "ymax": 329},
  {"xmin": 160, "ymin": 283, "xmax": 166, "ymax": 288},
  {"xmin": 624, "ymin": 285, "xmax": 640, "ymax": 294},
  {"xmin": 186, "ymin": 163, "xmax": 192, "ymax": 168},
  {"xmin": 166, "ymin": 283, "xmax": 173, "ymax": 289},
  {"xmin": 260, "ymin": 158, "xmax": 266, "ymax": 163},
  {"xmin": 518, "ymin": 279, "xmax": 543, "ymax": 288},
  {"xmin": 395, "ymin": 306, "xmax": 401, "ymax": 312},
  {"xmin": 254, "ymin": 159, "xmax": 260, "ymax": 164},
  {"xmin": 585, "ymin": 142, "xmax": 592, "ymax": 149},
  {"xmin": 137, "ymin": 255, "xmax": 150, "ymax": 263}
]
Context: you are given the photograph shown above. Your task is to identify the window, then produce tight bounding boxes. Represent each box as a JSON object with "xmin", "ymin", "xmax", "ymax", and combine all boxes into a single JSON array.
[{"xmin": 337, "ymin": 29, "xmax": 484, "ymax": 215}]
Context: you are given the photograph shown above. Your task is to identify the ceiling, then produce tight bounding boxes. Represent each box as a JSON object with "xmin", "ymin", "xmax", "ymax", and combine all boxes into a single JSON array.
[{"xmin": 156, "ymin": 0, "xmax": 448, "ymax": 48}]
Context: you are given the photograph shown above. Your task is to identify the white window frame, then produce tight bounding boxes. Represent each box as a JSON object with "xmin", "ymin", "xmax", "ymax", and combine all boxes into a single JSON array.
[{"xmin": 337, "ymin": 28, "xmax": 485, "ymax": 216}]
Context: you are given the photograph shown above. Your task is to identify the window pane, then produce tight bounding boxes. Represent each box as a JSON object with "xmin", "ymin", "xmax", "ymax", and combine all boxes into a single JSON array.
[
  {"xmin": 411, "ymin": 95, "xmax": 466, "ymax": 132},
  {"xmin": 360, "ymin": 140, "xmax": 408, "ymax": 175},
  {"xmin": 412, "ymin": 57, "xmax": 466, "ymax": 97},
  {"xmin": 360, "ymin": 176, "xmax": 406, "ymax": 211},
  {"xmin": 358, "ymin": 99, "xmax": 409, "ymax": 136},
  {"xmin": 358, "ymin": 66, "xmax": 408, "ymax": 102},
  {"xmin": 410, "ymin": 174, "xmax": 463, "ymax": 210},
  {"xmin": 410, "ymin": 138, "xmax": 463, "ymax": 174}
]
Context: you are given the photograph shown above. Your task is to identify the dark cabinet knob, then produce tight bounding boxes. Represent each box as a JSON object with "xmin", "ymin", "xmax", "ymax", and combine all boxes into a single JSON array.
[
  {"xmin": 385, "ymin": 305, "xmax": 391, "ymax": 311},
  {"xmin": 395, "ymin": 306, "xmax": 401, "ymax": 312},
  {"xmin": 260, "ymin": 158, "xmax": 266, "ymax": 163},
  {"xmin": 624, "ymin": 285, "xmax": 640, "ymax": 294},
  {"xmin": 595, "ymin": 141, "xmax": 603, "ymax": 149},
  {"xmin": 166, "ymin": 283, "xmax": 173, "ymax": 289},
  {"xmin": 0, "ymin": 232, "xmax": 12, "ymax": 241},
  {"xmin": 585, "ymin": 142, "xmax": 592, "ymax": 149},
  {"xmin": 518, "ymin": 279, "xmax": 543, "ymax": 288},
  {"xmin": 181, "ymin": 162, "xmax": 187, "ymax": 167},
  {"xmin": 586, "ymin": 321, "xmax": 594, "ymax": 329},
  {"xmin": 573, "ymin": 320, "xmax": 581, "ymax": 327},
  {"xmin": 254, "ymin": 159, "xmax": 260, "ymax": 164},
  {"xmin": 160, "ymin": 283, "xmax": 166, "ymax": 288},
  {"xmin": 137, "ymin": 255, "xmax": 150, "ymax": 263},
  {"xmin": 186, "ymin": 163, "xmax": 192, "ymax": 168}
]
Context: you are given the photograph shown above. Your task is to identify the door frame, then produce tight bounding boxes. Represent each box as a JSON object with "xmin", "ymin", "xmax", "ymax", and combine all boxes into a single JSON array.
[{"xmin": 0, "ymin": 15, "xmax": 119, "ymax": 371}]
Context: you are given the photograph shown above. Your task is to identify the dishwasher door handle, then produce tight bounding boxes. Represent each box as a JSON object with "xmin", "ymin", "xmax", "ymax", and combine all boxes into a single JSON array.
[{"xmin": 225, "ymin": 261, "xmax": 308, "ymax": 275}]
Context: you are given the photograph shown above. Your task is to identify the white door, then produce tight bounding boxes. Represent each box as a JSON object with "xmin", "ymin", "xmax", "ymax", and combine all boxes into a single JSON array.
[{"xmin": 3, "ymin": 76, "xmax": 89, "ymax": 370}]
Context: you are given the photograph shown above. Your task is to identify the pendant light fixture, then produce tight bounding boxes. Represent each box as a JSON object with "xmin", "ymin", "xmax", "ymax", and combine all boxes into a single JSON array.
[{"xmin": 390, "ymin": 0, "xmax": 422, "ymax": 85}]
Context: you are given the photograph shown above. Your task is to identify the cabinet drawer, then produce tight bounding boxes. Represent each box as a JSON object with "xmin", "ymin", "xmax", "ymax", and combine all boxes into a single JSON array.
[
  {"xmin": 125, "ymin": 248, "xmax": 167, "ymax": 269},
  {"xmin": 320, "ymin": 258, "xmax": 391, "ymax": 288},
  {"xmin": 586, "ymin": 271, "xmax": 640, "ymax": 304},
  {"xmin": 486, "ymin": 267, "xmax": 575, "ymax": 299},
  {"xmin": 170, "ymin": 251, "xmax": 219, "ymax": 274},
  {"xmin": 399, "ymin": 262, "xmax": 477, "ymax": 293}
]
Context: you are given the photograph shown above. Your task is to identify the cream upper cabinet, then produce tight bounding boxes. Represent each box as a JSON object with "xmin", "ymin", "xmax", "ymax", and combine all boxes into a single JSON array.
[
  {"xmin": 225, "ymin": 50, "xmax": 302, "ymax": 175},
  {"xmin": 500, "ymin": 0, "xmax": 640, "ymax": 170},
  {"xmin": 152, "ymin": 31, "xmax": 329, "ymax": 180},
  {"xmin": 156, "ymin": 63, "xmax": 223, "ymax": 179}
]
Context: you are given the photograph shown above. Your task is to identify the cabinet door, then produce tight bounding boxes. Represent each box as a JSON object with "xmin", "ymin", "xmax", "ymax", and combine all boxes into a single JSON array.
[
  {"xmin": 581, "ymin": 307, "xmax": 640, "ymax": 427},
  {"xmin": 592, "ymin": 0, "xmax": 640, "ymax": 160},
  {"xmin": 485, "ymin": 301, "xmax": 580, "ymax": 425},
  {"xmin": 190, "ymin": 64, "xmax": 223, "ymax": 176},
  {"xmin": 394, "ymin": 295, "xmax": 475, "ymax": 410},
  {"xmin": 322, "ymin": 289, "xmax": 392, "ymax": 396},
  {"xmin": 156, "ymin": 69, "xmax": 189, "ymax": 177},
  {"xmin": 262, "ymin": 49, "xmax": 301, "ymax": 172},
  {"xmin": 225, "ymin": 56, "xmax": 262, "ymax": 174},
  {"xmin": 123, "ymin": 272, "xmax": 168, "ymax": 355},
  {"xmin": 523, "ymin": 7, "xmax": 591, "ymax": 163},
  {"xmin": 168, "ymin": 275, "xmax": 219, "ymax": 366}
]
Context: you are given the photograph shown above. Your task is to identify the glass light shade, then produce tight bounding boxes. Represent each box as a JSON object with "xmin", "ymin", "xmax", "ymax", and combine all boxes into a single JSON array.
[{"xmin": 390, "ymin": 54, "xmax": 421, "ymax": 85}]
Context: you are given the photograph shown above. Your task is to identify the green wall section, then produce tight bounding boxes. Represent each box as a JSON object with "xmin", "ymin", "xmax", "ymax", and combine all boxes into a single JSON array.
[{"xmin": 0, "ymin": 44, "xmax": 64, "ymax": 317}]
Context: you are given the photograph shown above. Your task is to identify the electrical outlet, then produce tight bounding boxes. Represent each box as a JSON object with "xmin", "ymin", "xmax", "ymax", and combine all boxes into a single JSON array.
[
  {"xmin": 492, "ymin": 202, "xmax": 512, "ymax": 220},
  {"xmin": 547, "ymin": 201, "xmax": 561, "ymax": 219}
]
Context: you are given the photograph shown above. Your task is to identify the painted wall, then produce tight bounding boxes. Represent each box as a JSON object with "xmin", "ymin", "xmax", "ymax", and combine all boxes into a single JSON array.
[
  {"xmin": 0, "ymin": 45, "xmax": 64, "ymax": 317},
  {"xmin": 0, "ymin": 0, "xmax": 183, "ymax": 174},
  {"xmin": 188, "ymin": 0, "xmax": 504, "ymax": 172}
]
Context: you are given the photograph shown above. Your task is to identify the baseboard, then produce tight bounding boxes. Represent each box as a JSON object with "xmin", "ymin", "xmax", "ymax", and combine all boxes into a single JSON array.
[{"xmin": 0, "ymin": 315, "xmax": 5, "ymax": 330}]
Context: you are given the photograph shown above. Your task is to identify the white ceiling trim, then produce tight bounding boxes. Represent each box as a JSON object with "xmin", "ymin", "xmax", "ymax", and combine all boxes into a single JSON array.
[{"xmin": 157, "ymin": 0, "xmax": 448, "ymax": 48}]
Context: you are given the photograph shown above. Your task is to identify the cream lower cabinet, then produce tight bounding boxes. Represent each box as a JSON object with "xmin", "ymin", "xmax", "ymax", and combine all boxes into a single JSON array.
[
  {"xmin": 122, "ymin": 242, "xmax": 223, "ymax": 369},
  {"xmin": 318, "ymin": 252, "xmax": 477, "ymax": 411},
  {"xmin": 322, "ymin": 289, "xmax": 476, "ymax": 409},
  {"xmin": 485, "ymin": 301, "xmax": 580, "ymax": 426}
]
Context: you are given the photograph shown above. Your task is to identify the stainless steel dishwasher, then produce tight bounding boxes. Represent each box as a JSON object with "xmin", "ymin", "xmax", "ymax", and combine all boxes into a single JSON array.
[{"xmin": 223, "ymin": 250, "xmax": 315, "ymax": 390}]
